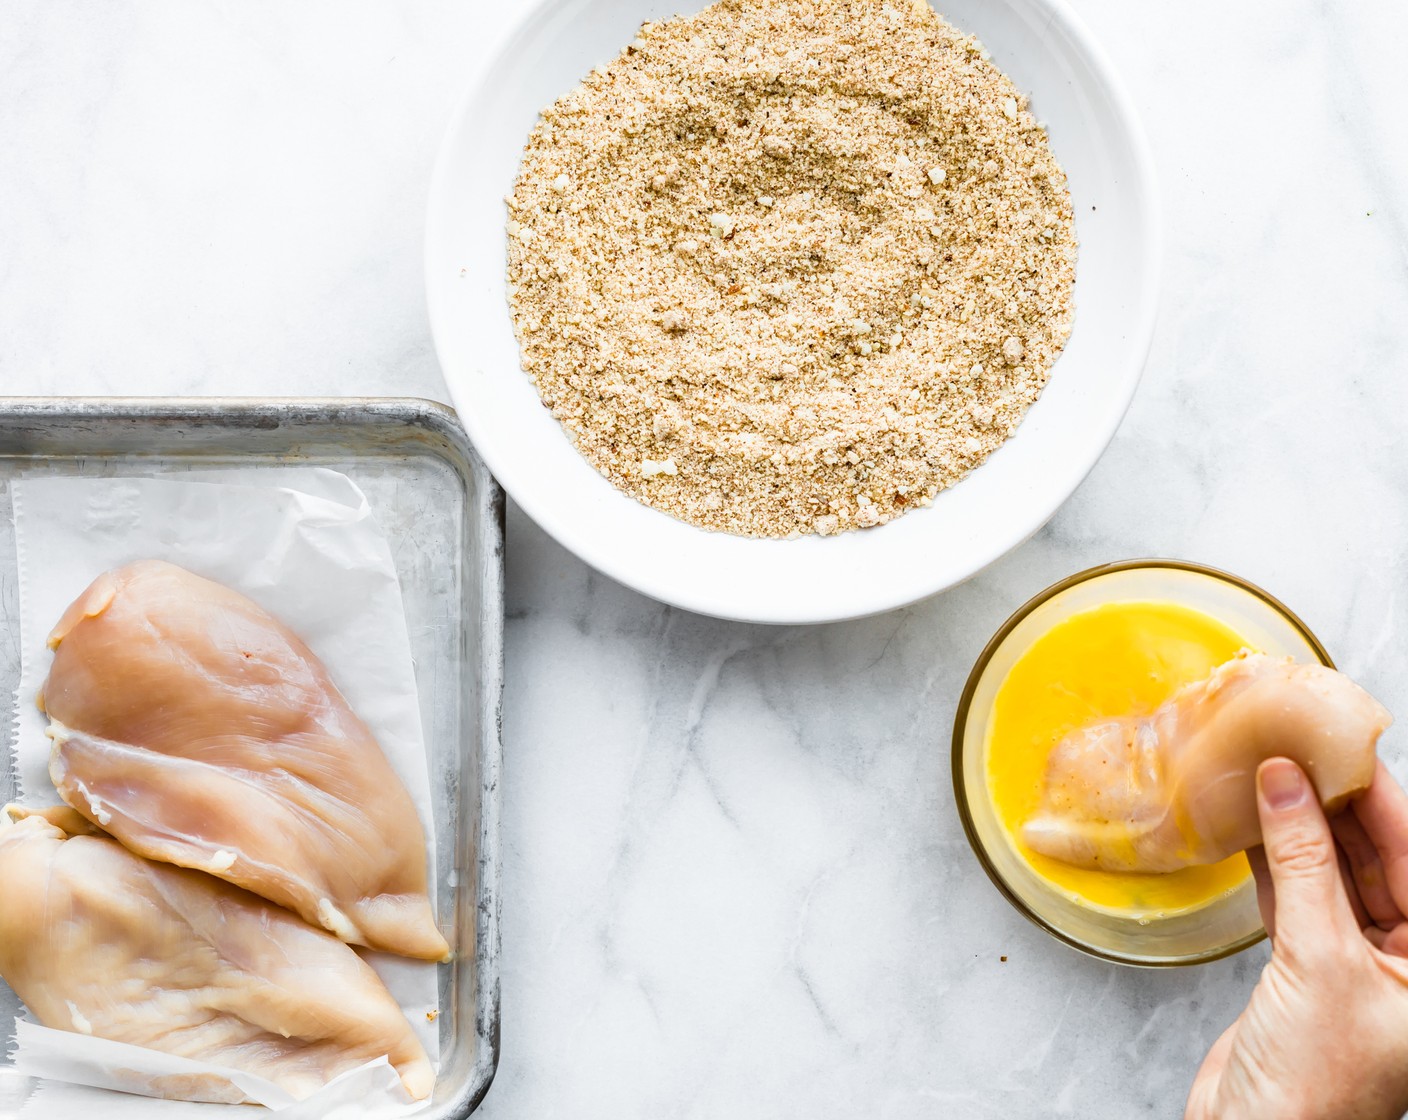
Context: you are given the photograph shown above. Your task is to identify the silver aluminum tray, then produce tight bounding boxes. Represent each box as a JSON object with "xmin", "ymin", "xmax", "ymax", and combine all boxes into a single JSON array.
[{"xmin": 0, "ymin": 397, "xmax": 501, "ymax": 1118}]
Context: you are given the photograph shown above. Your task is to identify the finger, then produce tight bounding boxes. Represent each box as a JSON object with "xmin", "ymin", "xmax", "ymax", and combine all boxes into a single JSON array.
[
  {"xmin": 1367, "ymin": 924, "xmax": 1408, "ymax": 959},
  {"xmin": 1336, "ymin": 839, "xmax": 1372, "ymax": 929},
  {"xmin": 1248, "ymin": 839, "xmax": 1368, "ymax": 935},
  {"xmin": 1352, "ymin": 761, "xmax": 1408, "ymax": 917},
  {"xmin": 1257, "ymin": 758, "xmax": 1359, "ymax": 951},
  {"xmin": 1246, "ymin": 845, "xmax": 1275, "ymax": 940},
  {"xmin": 1332, "ymin": 807, "xmax": 1404, "ymax": 929}
]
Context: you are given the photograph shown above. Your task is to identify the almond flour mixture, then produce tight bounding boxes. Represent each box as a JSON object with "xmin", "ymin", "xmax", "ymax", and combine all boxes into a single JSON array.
[{"xmin": 506, "ymin": 0, "xmax": 1076, "ymax": 537}]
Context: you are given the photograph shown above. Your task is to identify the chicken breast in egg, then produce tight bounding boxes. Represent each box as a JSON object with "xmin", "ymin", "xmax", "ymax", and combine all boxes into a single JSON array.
[{"xmin": 1022, "ymin": 652, "xmax": 1392, "ymax": 873}]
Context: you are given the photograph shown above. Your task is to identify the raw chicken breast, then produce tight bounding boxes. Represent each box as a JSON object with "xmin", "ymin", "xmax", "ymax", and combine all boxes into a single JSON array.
[
  {"xmin": 1022, "ymin": 652, "xmax": 1392, "ymax": 873},
  {"xmin": 40, "ymin": 559, "xmax": 450, "ymax": 961},
  {"xmin": 0, "ymin": 809, "xmax": 434, "ymax": 1104}
]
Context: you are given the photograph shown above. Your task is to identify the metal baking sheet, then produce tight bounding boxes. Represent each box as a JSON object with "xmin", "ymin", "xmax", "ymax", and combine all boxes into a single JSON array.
[{"xmin": 0, "ymin": 397, "xmax": 501, "ymax": 1118}]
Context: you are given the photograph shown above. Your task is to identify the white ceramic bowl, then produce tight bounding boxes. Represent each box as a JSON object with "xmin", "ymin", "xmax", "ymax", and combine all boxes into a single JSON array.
[{"xmin": 427, "ymin": 0, "xmax": 1160, "ymax": 624}]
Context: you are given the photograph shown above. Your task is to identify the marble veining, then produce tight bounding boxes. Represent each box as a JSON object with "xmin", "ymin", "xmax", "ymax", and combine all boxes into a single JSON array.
[{"xmin": 2, "ymin": 1, "xmax": 1407, "ymax": 1117}]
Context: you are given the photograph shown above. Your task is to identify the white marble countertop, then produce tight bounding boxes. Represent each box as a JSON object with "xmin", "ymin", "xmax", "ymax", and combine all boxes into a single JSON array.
[{"xmin": 3, "ymin": 2, "xmax": 1406, "ymax": 1117}]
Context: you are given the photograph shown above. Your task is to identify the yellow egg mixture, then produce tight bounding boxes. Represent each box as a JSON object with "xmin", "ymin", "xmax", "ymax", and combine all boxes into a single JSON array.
[{"xmin": 985, "ymin": 600, "xmax": 1253, "ymax": 915}]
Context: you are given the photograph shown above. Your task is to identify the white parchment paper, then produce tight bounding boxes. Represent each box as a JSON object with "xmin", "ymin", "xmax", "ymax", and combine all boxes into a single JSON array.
[{"xmin": 6, "ymin": 469, "xmax": 440, "ymax": 1117}]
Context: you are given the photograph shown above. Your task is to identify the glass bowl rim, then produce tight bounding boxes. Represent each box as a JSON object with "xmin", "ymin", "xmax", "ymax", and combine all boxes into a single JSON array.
[{"xmin": 950, "ymin": 557, "xmax": 1334, "ymax": 968}]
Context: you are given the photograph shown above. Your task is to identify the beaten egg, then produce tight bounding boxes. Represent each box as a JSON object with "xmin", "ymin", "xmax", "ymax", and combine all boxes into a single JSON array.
[{"xmin": 985, "ymin": 600, "xmax": 1253, "ymax": 916}]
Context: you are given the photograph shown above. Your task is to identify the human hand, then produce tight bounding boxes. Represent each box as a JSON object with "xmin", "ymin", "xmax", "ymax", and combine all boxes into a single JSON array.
[{"xmin": 1185, "ymin": 758, "xmax": 1408, "ymax": 1120}]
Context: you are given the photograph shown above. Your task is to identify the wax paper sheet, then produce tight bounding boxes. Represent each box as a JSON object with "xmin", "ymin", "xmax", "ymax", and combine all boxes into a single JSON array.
[{"xmin": 5, "ymin": 469, "xmax": 440, "ymax": 1117}]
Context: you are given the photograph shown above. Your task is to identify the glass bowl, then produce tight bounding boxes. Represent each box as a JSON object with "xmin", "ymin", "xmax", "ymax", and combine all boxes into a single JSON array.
[{"xmin": 952, "ymin": 559, "xmax": 1333, "ymax": 966}]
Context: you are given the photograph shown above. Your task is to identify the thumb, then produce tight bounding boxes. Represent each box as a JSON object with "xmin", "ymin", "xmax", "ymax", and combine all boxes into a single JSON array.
[{"xmin": 1256, "ymin": 757, "xmax": 1355, "ymax": 951}]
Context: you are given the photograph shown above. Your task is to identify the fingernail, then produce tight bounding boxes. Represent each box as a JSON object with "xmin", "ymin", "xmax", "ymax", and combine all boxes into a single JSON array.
[{"xmin": 1260, "ymin": 759, "xmax": 1308, "ymax": 810}]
